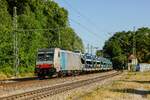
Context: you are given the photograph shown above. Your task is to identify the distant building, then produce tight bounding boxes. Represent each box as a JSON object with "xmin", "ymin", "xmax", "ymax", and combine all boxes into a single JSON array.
[
  {"xmin": 139, "ymin": 63, "xmax": 150, "ymax": 72},
  {"xmin": 128, "ymin": 54, "xmax": 138, "ymax": 71}
]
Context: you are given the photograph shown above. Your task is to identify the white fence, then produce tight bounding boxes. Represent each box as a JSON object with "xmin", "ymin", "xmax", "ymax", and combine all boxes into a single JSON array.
[{"xmin": 139, "ymin": 63, "xmax": 150, "ymax": 72}]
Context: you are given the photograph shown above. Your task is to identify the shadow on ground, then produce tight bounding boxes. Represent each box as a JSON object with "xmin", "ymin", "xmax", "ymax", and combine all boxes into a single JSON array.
[
  {"xmin": 118, "ymin": 80, "xmax": 150, "ymax": 84},
  {"xmin": 111, "ymin": 88, "xmax": 150, "ymax": 98}
]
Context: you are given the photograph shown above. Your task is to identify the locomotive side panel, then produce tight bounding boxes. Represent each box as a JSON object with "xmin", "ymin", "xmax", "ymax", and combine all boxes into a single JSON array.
[
  {"xmin": 60, "ymin": 51, "xmax": 82, "ymax": 71},
  {"xmin": 67, "ymin": 52, "xmax": 82, "ymax": 71},
  {"xmin": 53, "ymin": 48, "xmax": 61, "ymax": 72},
  {"xmin": 60, "ymin": 51, "xmax": 67, "ymax": 71}
]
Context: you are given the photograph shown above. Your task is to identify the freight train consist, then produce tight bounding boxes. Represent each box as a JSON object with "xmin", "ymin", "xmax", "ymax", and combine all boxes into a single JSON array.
[{"xmin": 35, "ymin": 48, "xmax": 113, "ymax": 78}]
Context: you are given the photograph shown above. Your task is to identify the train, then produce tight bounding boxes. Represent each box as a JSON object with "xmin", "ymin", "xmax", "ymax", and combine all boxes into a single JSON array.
[{"xmin": 35, "ymin": 48, "xmax": 113, "ymax": 78}]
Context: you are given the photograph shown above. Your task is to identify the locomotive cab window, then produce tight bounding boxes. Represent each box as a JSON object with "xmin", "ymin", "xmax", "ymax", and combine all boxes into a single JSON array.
[
  {"xmin": 37, "ymin": 53, "xmax": 45, "ymax": 61},
  {"xmin": 37, "ymin": 52, "xmax": 54, "ymax": 61},
  {"xmin": 46, "ymin": 53, "xmax": 54, "ymax": 61}
]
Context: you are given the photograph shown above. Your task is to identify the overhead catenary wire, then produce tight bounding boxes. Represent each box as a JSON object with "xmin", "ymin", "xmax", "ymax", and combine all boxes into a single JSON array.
[
  {"xmin": 63, "ymin": 0, "xmax": 103, "ymax": 32},
  {"xmin": 108, "ymin": 32, "xmax": 131, "ymax": 46},
  {"xmin": 62, "ymin": 0, "xmax": 119, "ymax": 55},
  {"xmin": 62, "ymin": 0, "xmax": 138, "ymax": 57},
  {"xmin": 70, "ymin": 18, "xmax": 102, "ymax": 40},
  {"xmin": 63, "ymin": 0, "xmax": 97, "ymax": 26},
  {"xmin": 16, "ymin": 0, "xmax": 107, "ymax": 54},
  {"xmin": 62, "ymin": 0, "xmax": 110, "ymax": 39},
  {"xmin": 16, "ymin": 27, "xmax": 65, "ymax": 32},
  {"xmin": 62, "ymin": 0, "xmax": 133, "ymax": 44},
  {"xmin": 60, "ymin": 0, "xmax": 100, "ymax": 39},
  {"xmin": 69, "ymin": 18, "xmax": 102, "ymax": 54}
]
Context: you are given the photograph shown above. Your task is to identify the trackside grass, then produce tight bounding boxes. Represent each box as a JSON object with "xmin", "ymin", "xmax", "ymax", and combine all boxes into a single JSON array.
[
  {"xmin": 69, "ymin": 71, "xmax": 150, "ymax": 100},
  {"xmin": 0, "ymin": 72, "xmax": 34, "ymax": 80}
]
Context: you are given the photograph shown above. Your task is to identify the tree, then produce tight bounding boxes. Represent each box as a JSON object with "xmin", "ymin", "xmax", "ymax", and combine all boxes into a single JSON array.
[
  {"xmin": 0, "ymin": 0, "xmax": 84, "ymax": 76},
  {"xmin": 103, "ymin": 27, "xmax": 150, "ymax": 69},
  {"xmin": 96, "ymin": 50, "xmax": 103, "ymax": 57}
]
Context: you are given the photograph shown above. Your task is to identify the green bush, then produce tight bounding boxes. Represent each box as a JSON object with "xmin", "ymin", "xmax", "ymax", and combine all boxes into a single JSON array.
[
  {"xmin": 18, "ymin": 66, "xmax": 34, "ymax": 73},
  {"xmin": 0, "ymin": 65, "xmax": 14, "ymax": 77}
]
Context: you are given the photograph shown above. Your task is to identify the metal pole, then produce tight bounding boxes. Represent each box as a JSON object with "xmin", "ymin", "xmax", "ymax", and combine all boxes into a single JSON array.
[
  {"xmin": 13, "ymin": 6, "xmax": 19, "ymax": 77},
  {"xmin": 132, "ymin": 26, "xmax": 136, "ymax": 71},
  {"xmin": 133, "ymin": 26, "xmax": 136, "ymax": 56},
  {"xmin": 91, "ymin": 45, "xmax": 93, "ymax": 55},
  {"xmin": 59, "ymin": 29, "xmax": 60, "ymax": 47},
  {"xmin": 87, "ymin": 44, "xmax": 89, "ymax": 54}
]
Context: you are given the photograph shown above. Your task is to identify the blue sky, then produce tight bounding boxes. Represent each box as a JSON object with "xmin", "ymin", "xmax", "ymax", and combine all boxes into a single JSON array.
[{"xmin": 55, "ymin": 0, "xmax": 150, "ymax": 51}]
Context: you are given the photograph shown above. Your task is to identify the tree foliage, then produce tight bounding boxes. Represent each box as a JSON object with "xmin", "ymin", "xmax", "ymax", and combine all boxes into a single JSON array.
[
  {"xmin": 0, "ymin": 0, "xmax": 84, "ymax": 75},
  {"xmin": 96, "ymin": 50, "xmax": 103, "ymax": 57},
  {"xmin": 103, "ymin": 27, "xmax": 150, "ymax": 69}
]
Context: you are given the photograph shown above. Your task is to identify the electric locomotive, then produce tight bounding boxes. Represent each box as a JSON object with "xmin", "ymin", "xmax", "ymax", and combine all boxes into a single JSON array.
[{"xmin": 35, "ymin": 48, "xmax": 83, "ymax": 78}]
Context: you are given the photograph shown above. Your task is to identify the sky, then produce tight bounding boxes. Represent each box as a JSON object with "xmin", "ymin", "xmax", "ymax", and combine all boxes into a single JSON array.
[{"xmin": 55, "ymin": 0, "xmax": 150, "ymax": 52}]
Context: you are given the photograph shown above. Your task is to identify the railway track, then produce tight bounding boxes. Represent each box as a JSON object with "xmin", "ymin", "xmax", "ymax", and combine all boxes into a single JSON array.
[
  {"xmin": 0, "ymin": 71, "xmax": 114, "ymax": 91},
  {"xmin": 0, "ymin": 71, "xmax": 121, "ymax": 100},
  {"xmin": 0, "ymin": 77, "xmax": 37, "ymax": 87}
]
